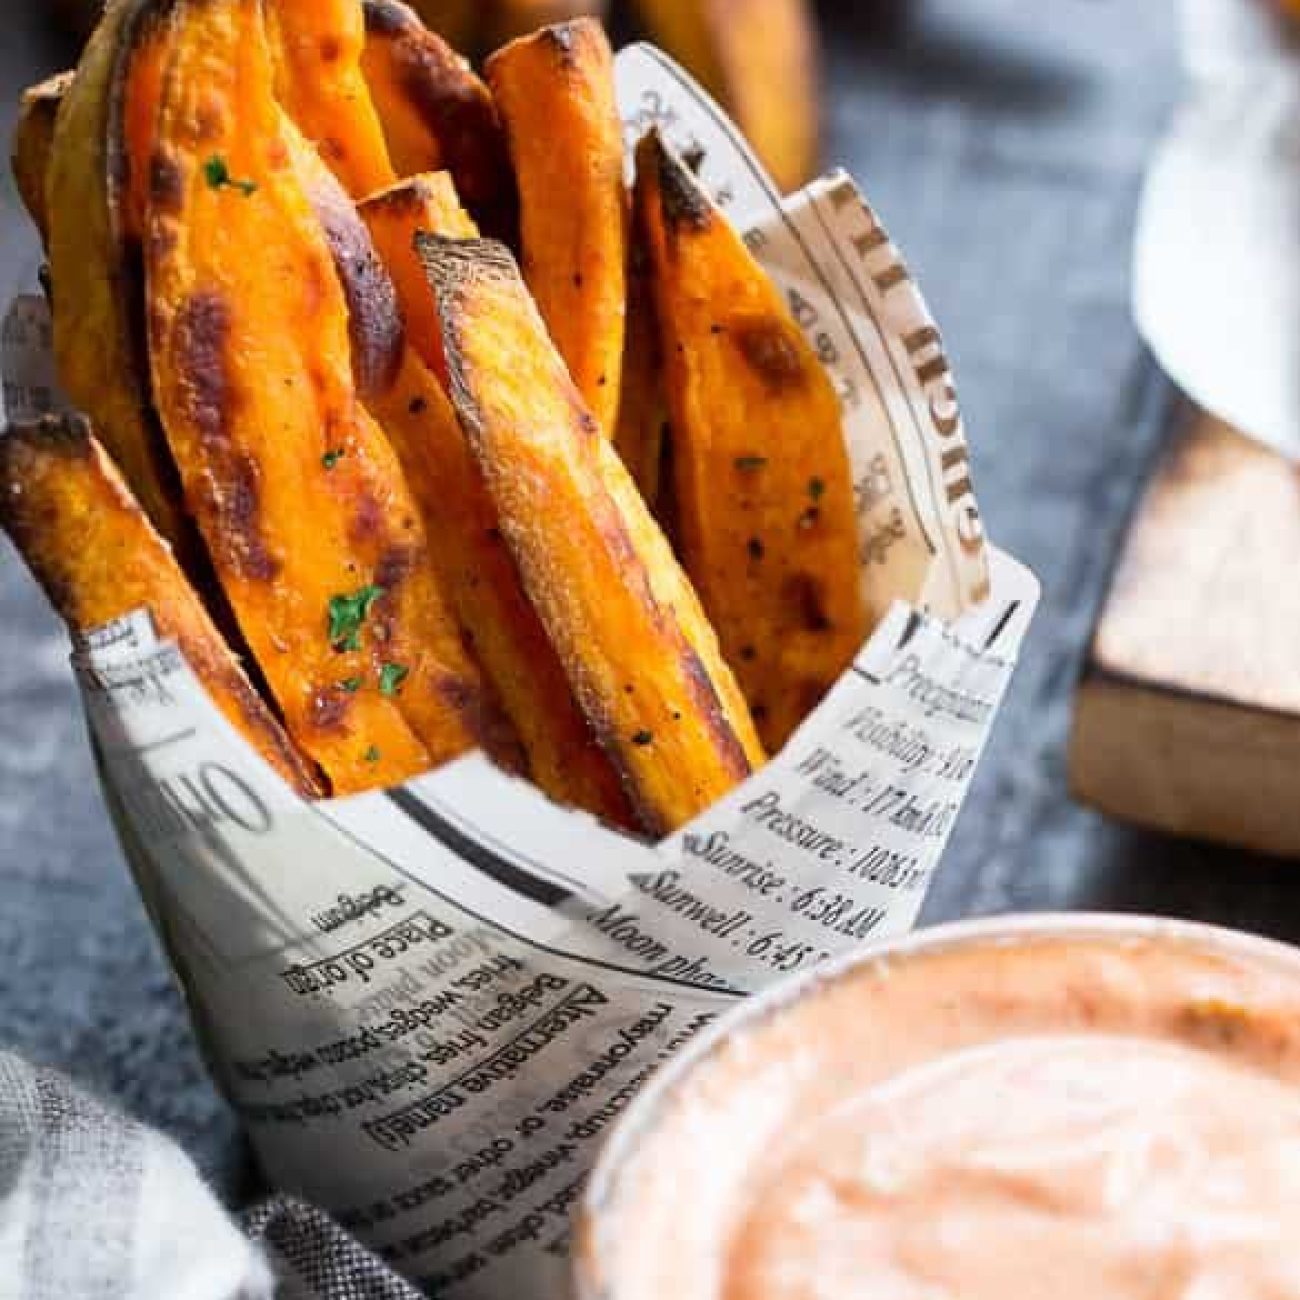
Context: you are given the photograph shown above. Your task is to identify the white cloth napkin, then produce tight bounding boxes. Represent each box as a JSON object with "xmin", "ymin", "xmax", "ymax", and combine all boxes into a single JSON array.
[{"xmin": 0, "ymin": 1053, "xmax": 421, "ymax": 1299}]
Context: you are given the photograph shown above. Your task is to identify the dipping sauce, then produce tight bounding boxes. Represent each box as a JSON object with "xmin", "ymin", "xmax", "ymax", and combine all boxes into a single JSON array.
[{"xmin": 576, "ymin": 918, "xmax": 1300, "ymax": 1300}]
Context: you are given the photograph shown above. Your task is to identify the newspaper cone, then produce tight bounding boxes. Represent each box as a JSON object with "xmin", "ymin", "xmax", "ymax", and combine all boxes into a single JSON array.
[{"xmin": 3, "ymin": 47, "xmax": 1037, "ymax": 1299}]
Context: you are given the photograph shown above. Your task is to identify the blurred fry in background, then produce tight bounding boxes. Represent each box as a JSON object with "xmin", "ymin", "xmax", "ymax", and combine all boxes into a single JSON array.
[{"xmin": 47, "ymin": 0, "xmax": 822, "ymax": 191}]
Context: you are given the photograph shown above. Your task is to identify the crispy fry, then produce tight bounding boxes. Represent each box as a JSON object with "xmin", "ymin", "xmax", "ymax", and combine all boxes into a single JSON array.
[
  {"xmin": 46, "ymin": 0, "xmax": 191, "ymax": 553},
  {"xmin": 637, "ymin": 131, "xmax": 866, "ymax": 750},
  {"xmin": 146, "ymin": 0, "xmax": 511, "ymax": 793},
  {"xmin": 11, "ymin": 71, "xmax": 72, "ymax": 247},
  {"xmin": 264, "ymin": 0, "xmax": 397, "ymax": 197},
  {"xmin": 361, "ymin": 0, "xmax": 517, "ymax": 240},
  {"xmin": 486, "ymin": 19, "xmax": 627, "ymax": 433},
  {"xmin": 482, "ymin": 0, "xmax": 607, "ymax": 49},
  {"xmin": 359, "ymin": 172, "xmax": 475, "ymax": 380},
  {"xmin": 420, "ymin": 234, "xmax": 764, "ymax": 834},
  {"xmin": 627, "ymin": 0, "xmax": 820, "ymax": 193},
  {"xmin": 0, "ymin": 417, "xmax": 321, "ymax": 798},
  {"xmin": 359, "ymin": 177, "xmax": 636, "ymax": 827}
]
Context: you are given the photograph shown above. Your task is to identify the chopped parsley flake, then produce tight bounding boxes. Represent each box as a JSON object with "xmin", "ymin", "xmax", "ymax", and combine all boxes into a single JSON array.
[
  {"xmin": 631, "ymin": 730, "xmax": 654, "ymax": 747},
  {"xmin": 364, "ymin": 745, "xmax": 381, "ymax": 763},
  {"xmin": 328, "ymin": 584, "xmax": 384, "ymax": 651},
  {"xmin": 322, "ymin": 448, "xmax": 345, "ymax": 469},
  {"xmin": 734, "ymin": 454, "xmax": 768, "ymax": 472},
  {"xmin": 808, "ymin": 476, "xmax": 825, "ymax": 500},
  {"xmin": 379, "ymin": 662, "xmax": 409, "ymax": 696},
  {"xmin": 203, "ymin": 155, "xmax": 257, "ymax": 196},
  {"xmin": 338, "ymin": 676, "xmax": 363, "ymax": 693}
]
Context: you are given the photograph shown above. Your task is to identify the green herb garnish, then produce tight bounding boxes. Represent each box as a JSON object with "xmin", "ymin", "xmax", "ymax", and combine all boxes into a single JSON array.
[
  {"xmin": 364, "ymin": 745, "xmax": 381, "ymax": 763},
  {"xmin": 204, "ymin": 155, "xmax": 257, "ymax": 196},
  {"xmin": 734, "ymin": 454, "xmax": 768, "ymax": 472},
  {"xmin": 322, "ymin": 448, "xmax": 345, "ymax": 469},
  {"xmin": 328, "ymin": 584, "xmax": 385, "ymax": 652},
  {"xmin": 338, "ymin": 676, "xmax": 363, "ymax": 694},
  {"xmin": 379, "ymin": 662, "xmax": 409, "ymax": 697},
  {"xmin": 631, "ymin": 729, "xmax": 654, "ymax": 747},
  {"xmin": 808, "ymin": 476, "xmax": 825, "ymax": 501}
]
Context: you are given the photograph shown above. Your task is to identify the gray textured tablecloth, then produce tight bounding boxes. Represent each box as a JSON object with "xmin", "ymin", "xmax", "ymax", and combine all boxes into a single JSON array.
[{"xmin": 4, "ymin": 0, "xmax": 1300, "ymax": 1202}]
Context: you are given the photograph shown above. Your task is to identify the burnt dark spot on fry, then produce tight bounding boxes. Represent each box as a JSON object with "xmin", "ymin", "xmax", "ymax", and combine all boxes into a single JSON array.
[
  {"xmin": 361, "ymin": 0, "xmax": 408, "ymax": 37},
  {"xmin": 784, "ymin": 572, "xmax": 831, "ymax": 632},
  {"xmin": 148, "ymin": 152, "xmax": 184, "ymax": 212},
  {"xmin": 374, "ymin": 544, "xmax": 416, "ymax": 593},
  {"xmin": 348, "ymin": 492, "xmax": 387, "ymax": 547},
  {"xmin": 309, "ymin": 687, "xmax": 350, "ymax": 731},
  {"xmin": 174, "ymin": 291, "xmax": 232, "ymax": 444},
  {"xmin": 540, "ymin": 20, "xmax": 581, "ymax": 65},
  {"xmin": 645, "ymin": 130, "xmax": 711, "ymax": 231},
  {"xmin": 732, "ymin": 318, "xmax": 807, "ymax": 393}
]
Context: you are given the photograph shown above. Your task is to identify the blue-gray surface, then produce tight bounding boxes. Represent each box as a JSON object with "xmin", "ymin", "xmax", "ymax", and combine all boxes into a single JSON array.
[{"xmin": 4, "ymin": 0, "xmax": 1300, "ymax": 1204}]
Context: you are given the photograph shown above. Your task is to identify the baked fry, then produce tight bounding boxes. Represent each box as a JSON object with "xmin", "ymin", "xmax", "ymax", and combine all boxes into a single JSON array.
[
  {"xmin": 359, "ymin": 171, "xmax": 475, "ymax": 380},
  {"xmin": 361, "ymin": 0, "xmax": 517, "ymax": 240},
  {"xmin": 0, "ymin": 417, "xmax": 321, "ymax": 798},
  {"xmin": 263, "ymin": 0, "xmax": 396, "ymax": 197},
  {"xmin": 11, "ymin": 71, "xmax": 72, "ymax": 247},
  {"xmin": 627, "ymin": 0, "xmax": 820, "ymax": 193},
  {"xmin": 482, "ymin": 0, "xmax": 607, "ymax": 49},
  {"xmin": 420, "ymin": 234, "xmax": 764, "ymax": 834},
  {"xmin": 359, "ymin": 177, "xmax": 636, "ymax": 827},
  {"xmin": 46, "ymin": 0, "xmax": 190, "ymax": 553},
  {"xmin": 636, "ymin": 130, "xmax": 866, "ymax": 750},
  {"xmin": 486, "ymin": 19, "xmax": 627, "ymax": 433},
  {"xmin": 145, "ymin": 0, "xmax": 509, "ymax": 793}
]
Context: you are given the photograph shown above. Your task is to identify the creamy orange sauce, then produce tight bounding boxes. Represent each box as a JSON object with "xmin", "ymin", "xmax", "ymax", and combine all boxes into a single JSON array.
[{"xmin": 583, "ymin": 930, "xmax": 1300, "ymax": 1300}]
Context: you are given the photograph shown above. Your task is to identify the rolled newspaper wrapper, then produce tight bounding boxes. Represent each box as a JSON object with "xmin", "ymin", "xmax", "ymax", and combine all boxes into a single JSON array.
[
  {"xmin": 2, "ymin": 46, "xmax": 1036, "ymax": 1299},
  {"xmin": 575, "ymin": 912, "xmax": 1300, "ymax": 1300}
]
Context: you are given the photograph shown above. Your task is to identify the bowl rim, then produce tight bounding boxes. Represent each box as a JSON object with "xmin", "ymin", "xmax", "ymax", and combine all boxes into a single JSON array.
[{"xmin": 572, "ymin": 910, "xmax": 1300, "ymax": 1298}]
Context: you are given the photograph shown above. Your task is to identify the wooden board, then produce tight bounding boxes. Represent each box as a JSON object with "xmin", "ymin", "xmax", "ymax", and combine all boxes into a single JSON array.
[{"xmin": 1070, "ymin": 406, "xmax": 1300, "ymax": 858}]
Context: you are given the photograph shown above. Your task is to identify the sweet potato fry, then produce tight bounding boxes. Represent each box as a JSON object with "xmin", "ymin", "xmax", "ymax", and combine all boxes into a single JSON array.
[
  {"xmin": 11, "ymin": 72, "xmax": 72, "ymax": 247},
  {"xmin": 361, "ymin": 0, "xmax": 517, "ymax": 240},
  {"xmin": 486, "ymin": 19, "xmax": 627, "ymax": 433},
  {"xmin": 358, "ymin": 172, "xmax": 475, "ymax": 379},
  {"xmin": 636, "ymin": 130, "xmax": 866, "ymax": 750},
  {"xmin": 482, "ymin": 0, "xmax": 607, "ymax": 50},
  {"xmin": 420, "ymin": 234, "xmax": 764, "ymax": 834},
  {"xmin": 358, "ymin": 178, "xmax": 636, "ymax": 827},
  {"xmin": 263, "ymin": 0, "xmax": 396, "ymax": 197},
  {"xmin": 0, "ymin": 417, "xmax": 321, "ymax": 798},
  {"xmin": 145, "ymin": 0, "xmax": 510, "ymax": 794},
  {"xmin": 45, "ymin": 0, "xmax": 190, "ymax": 553},
  {"xmin": 627, "ymin": 0, "xmax": 820, "ymax": 193}
]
